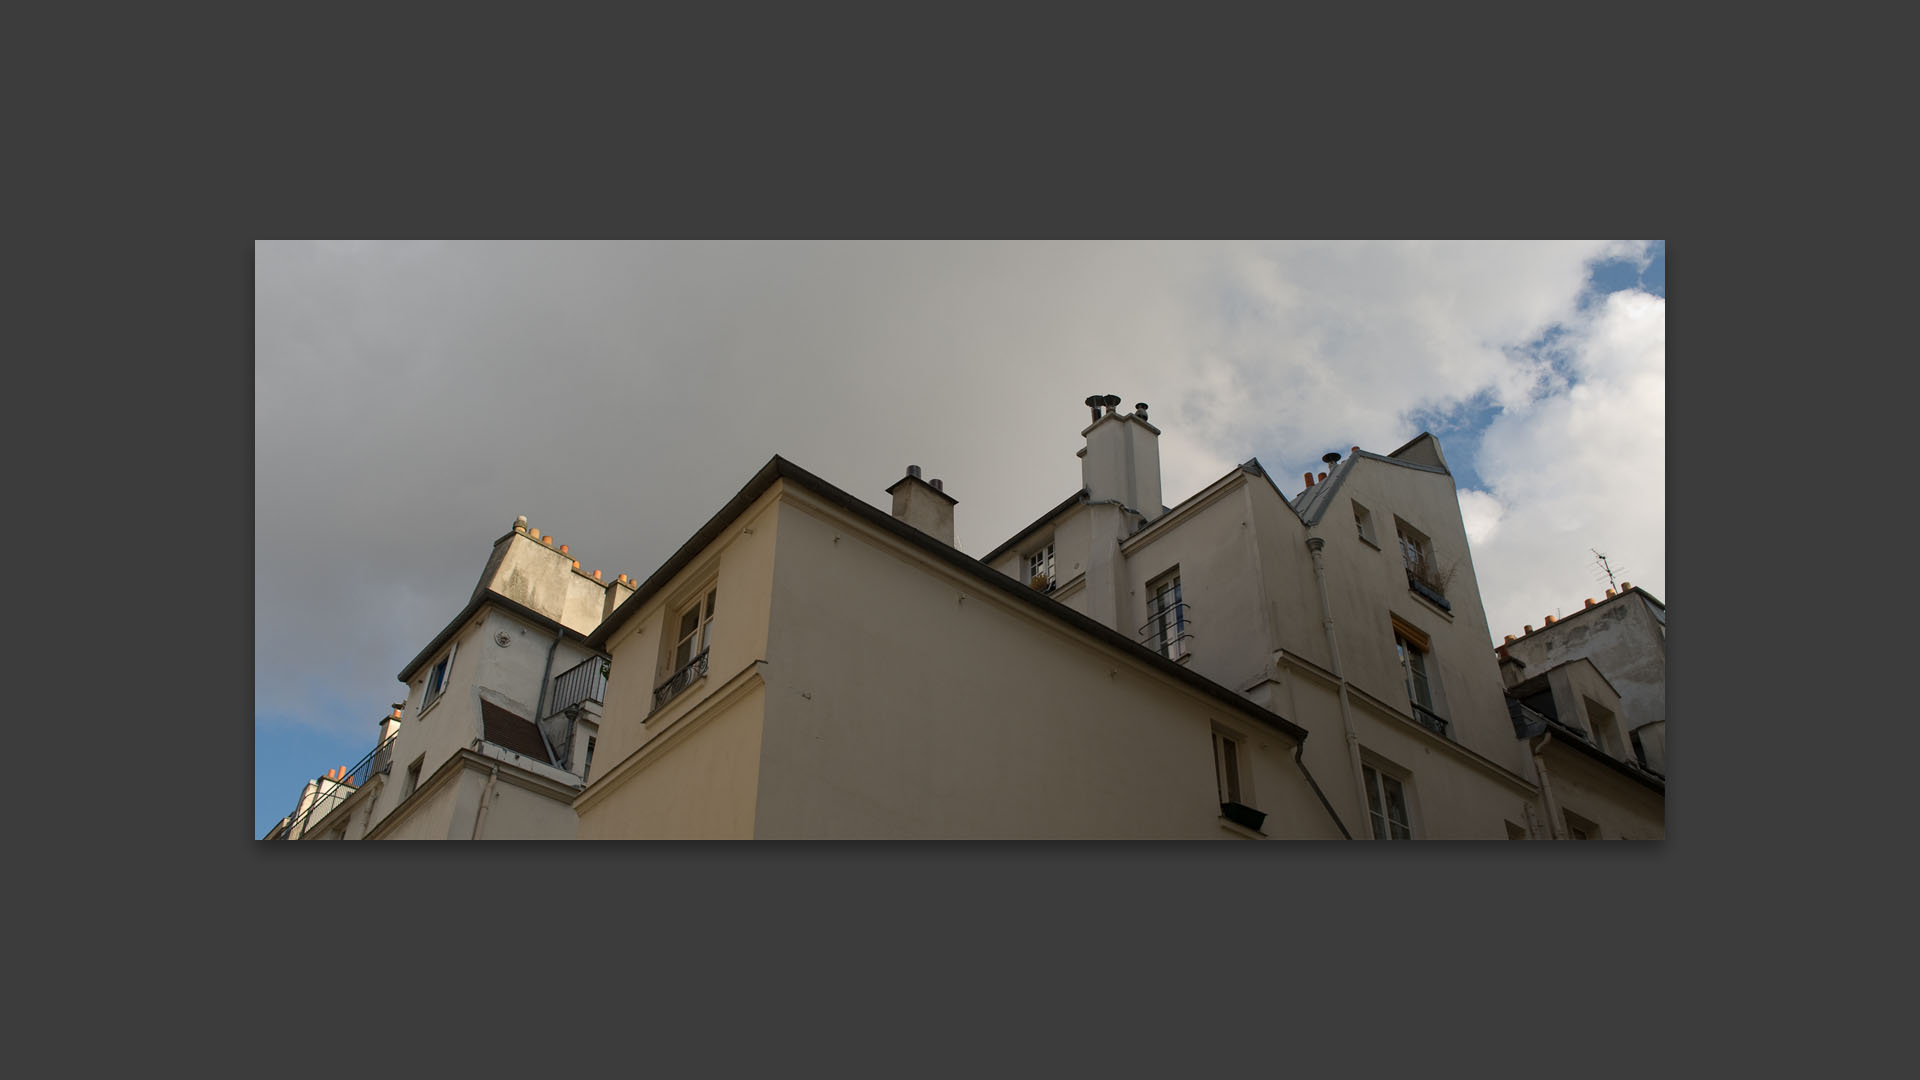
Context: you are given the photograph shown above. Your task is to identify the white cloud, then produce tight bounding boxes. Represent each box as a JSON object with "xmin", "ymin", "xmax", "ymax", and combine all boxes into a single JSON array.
[{"xmin": 1463, "ymin": 288, "xmax": 1666, "ymax": 640}]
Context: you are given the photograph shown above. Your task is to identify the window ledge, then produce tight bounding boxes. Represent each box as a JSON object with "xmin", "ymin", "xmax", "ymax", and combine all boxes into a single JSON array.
[
  {"xmin": 1358, "ymin": 535, "xmax": 1381, "ymax": 551},
  {"xmin": 1408, "ymin": 587, "xmax": 1454, "ymax": 622},
  {"xmin": 1218, "ymin": 817, "xmax": 1265, "ymax": 839},
  {"xmin": 418, "ymin": 695, "xmax": 445, "ymax": 721}
]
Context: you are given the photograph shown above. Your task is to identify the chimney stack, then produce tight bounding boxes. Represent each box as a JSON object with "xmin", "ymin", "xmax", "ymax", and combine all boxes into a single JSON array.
[
  {"xmin": 886, "ymin": 464, "xmax": 957, "ymax": 547},
  {"xmin": 1077, "ymin": 392, "xmax": 1162, "ymax": 522}
]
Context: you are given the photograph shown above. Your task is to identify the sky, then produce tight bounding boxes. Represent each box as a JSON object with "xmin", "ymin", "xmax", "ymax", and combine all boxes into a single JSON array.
[{"xmin": 254, "ymin": 240, "xmax": 1666, "ymax": 836}]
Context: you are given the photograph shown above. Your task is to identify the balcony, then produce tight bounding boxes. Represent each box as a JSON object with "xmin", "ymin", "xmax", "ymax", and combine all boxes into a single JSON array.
[
  {"xmin": 1410, "ymin": 702, "xmax": 1450, "ymax": 738},
  {"xmin": 651, "ymin": 648, "xmax": 709, "ymax": 714},
  {"xmin": 266, "ymin": 733, "xmax": 395, "ymax": 840},
  {"xmin": 549, "ymin": 655, "xmax": 608, "ymax": 717}
]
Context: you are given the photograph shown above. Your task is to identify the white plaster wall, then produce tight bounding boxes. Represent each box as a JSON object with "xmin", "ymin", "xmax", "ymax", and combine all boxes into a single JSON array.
[{"xmin": 751, "ymin": 487, "xmax": 1340, "ymax": 839}]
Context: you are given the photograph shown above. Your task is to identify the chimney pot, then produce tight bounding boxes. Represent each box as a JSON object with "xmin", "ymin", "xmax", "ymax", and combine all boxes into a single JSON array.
[
  {"xmin": 542, "ymin": 536, "xmax": 553, "ymax": 546},
  {"xmin": 529, "ymin": 528, "xmax": 540, "ymax": 540},
  {"xmin": 1545, "ymin": 615, "xmax": 1556, "ymax": 624},
  {"xmin": 572, "ymin": 560, "xmax": 580, "ymax": 569},
  {"xmin": 592, "ymin": 570, "xmax": 601, "ymax": 580},
  {"xmin": 1323, "ymin": 452, "xmax": 1341, "ymax": 466},
  {"xmin": 907, "ymin": 465, "xmax": 921, "ymax": 479},
  {"xmin": 1351, "ymin": 445, "xmax": 1360, "ymax": 454},
  {"xmin": 1134, "ymin": 402, "xmax": 1149, "ymax": 420},
  {"xmin": 931, "ymin": 478, "xmax": 943, "ymax": 491},
  {"xmin": 1605, "ymin": 588, "xmax": 1616, "ymax": 597},
  {"xmin": 1620, "ymin": 581, "xmax": 1632, "ymax": 591},
  {"xmin": 1317, "ymin": 472, "xmax": 1327, "ymax": 482},
  {"xmin": 1102, "ymin": 393, "xmax": 1121, "ymax": 414},
  {"xmin": 559, "ymin": 544, "xmax": 568, "ymax": 554},
  {"xmin": 1303, "ymin": 472, "xmax": 1315, "ymax": 487},
  {"xmin": 1524, "ymin": 624, "xmax": 1533, "ymax": 634},
  {"xmin": 1585, "ymin": 598, "xmax": 1595, "ymax": 607},
  {"xmin": 1085, "ymin": 395, "xmax": 1104, "ymax": 422},
  {"xmin": 514, "ymin": 516, "xmax": 527, "ymax": 532},
  {"xmin": 1504, "ymin": 635, "xmax": 1516, "ymax": 643}
]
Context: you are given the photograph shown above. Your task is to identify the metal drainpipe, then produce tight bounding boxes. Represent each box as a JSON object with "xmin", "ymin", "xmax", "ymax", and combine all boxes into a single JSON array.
[
  {"xmin": 470, "ymin": 762, "xmax": 500, "ymax": 840},
  {"xmin": 1530, "ymin": 733, "xmax": 1565, "ymax": 839},
  {"xmin": 533, "ymin": 627, "xmax": 562, "ymax": 720},
  {"xmin": 1306, "ymin": 535, "xmax": 1372, "ymax": 839}
]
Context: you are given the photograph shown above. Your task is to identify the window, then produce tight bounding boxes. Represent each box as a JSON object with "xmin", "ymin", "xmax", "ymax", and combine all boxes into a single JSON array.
[
  {"xmin": 1027, "ymin": 542, "xmax": 1055, "ymax": 587},
  {"xmin": 1391, "ymin": 616, "xmax": 1445, "ymax": 736},
  {"xmin": 420, "ymin": 642, "xmax": 457, "ymax": 711},
  {"xmin": 1364, "ymin": 763, "xmax": 1413, "ymax": 839},
  {"xmin": 402, "ymin": 755, "xmax": 424, "ymax": 799},
  {"xmin": 672, "ymin": 588, "xmax": 716, "ymax": 673},
  {"xmin": 1213, "ymin": 730, "xmax": 1244, "ymax": 805},
  {"xmin": 1397, "ymin": 518, "xmax": 1449, "ymax": 608},
  {"xmin": 1145, "ymin": 570, "xmax": 1188, "ymax": 661},
  {"xmin": 1563, "ymin": 809, "xmax": 1598, "ymax": 840},
  {"xmin": 1353, "ymin": 501, "xmax": 1377, "ymax": 546}
]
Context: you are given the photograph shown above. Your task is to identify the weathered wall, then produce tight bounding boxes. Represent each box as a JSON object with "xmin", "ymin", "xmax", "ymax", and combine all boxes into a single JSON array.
[
  {"xmin": 1540, "ymin": 744, "xmax": 1665, "ymax": 840},
  {"xmin": 575, "ymin": 680, "xmax": 766, "ymax": 840},
  {"xmin": 1504, "ymin": 592, "xmax": 1666, "ymax": 759}
]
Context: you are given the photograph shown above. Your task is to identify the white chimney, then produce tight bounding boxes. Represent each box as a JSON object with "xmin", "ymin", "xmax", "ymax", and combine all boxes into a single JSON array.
[
  {"xmin": 1076, "ymin": 396, "xmax": 1162, "ymax": 523},
  {"xmin": 885, "ymin": 465, "xmax": 957, "ymax": 547}
]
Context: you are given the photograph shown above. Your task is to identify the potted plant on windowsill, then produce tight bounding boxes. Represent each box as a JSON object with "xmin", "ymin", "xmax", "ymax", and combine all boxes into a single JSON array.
[{"xmin": 1220, "ymin": 801, "xmax": 1266, "ymax": 832}]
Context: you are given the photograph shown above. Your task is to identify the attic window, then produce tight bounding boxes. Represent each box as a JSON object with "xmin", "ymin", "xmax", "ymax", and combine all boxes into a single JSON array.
[
  {"xmin": 1353, "ymin": 501, "xmax": 1378, "ymax": 547},
  {"xmin": 1027, "ymin": 542, "xmax": 1056, "ymax": 588}
]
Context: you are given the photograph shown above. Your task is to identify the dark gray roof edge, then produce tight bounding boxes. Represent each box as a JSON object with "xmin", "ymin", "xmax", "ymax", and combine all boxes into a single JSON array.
[
  {"xmin": 1541, "ymin": 715, "xmax": 1666, "ymax": 794},
  {"xmin": 398, "ymin": 592, "xmax": 597, "ymax": 684},
  {"xmin": 979, "ymin": 488, "xmax": 1091, "ymax": 566},
  {"xmin": 591, "ymin": 455, "xmax": 1312, "ymax": 744}
]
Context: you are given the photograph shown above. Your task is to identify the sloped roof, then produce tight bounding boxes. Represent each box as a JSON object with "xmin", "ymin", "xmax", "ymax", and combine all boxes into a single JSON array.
[{"xmin": 480, "ymin": 699, "xmax": 552, "ymax": 764}]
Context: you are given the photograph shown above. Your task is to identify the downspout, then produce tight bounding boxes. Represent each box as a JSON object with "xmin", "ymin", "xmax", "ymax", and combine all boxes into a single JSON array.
[
  {"xmin": 1530, "ymin": 732, "xmax": 1565, "ymax": 839},
  {"xmin": 1294, "ymin": 740, "xmax": 1353, "ymax": 839},
  {"xmin": 1306, "ymin": 535, "xmax": 1372, "ymax": 839},
  {"xmin": 470, "ymin": 762, "xmax": 501, "ymax": 840}
]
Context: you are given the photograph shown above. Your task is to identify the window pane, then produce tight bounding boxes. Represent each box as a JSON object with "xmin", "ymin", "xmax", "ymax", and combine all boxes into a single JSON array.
[
  {"xmin": 1222, "ymin": 739, "xmax": 1240, "ymax": 803},
  {"xmin": 679, "ymin": 607, "xmax": 701, "ymax": 640},
  {"xmin": 1384, "ymin": 776, "xmax": 1410, "ymax": 833},
  {"xmin": 1364, "ymin": 766, "xmax": 1385, "ymax": 822},
  {"xmin": 705, "ymin": 590, "xmax": 716, "ymax": 619}
]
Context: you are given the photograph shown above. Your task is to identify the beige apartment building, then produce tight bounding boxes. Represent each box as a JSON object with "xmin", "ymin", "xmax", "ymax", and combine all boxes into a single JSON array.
[
  {"xmin": 269, "ymin": 395, "xmax": 1664, "ymax": 840},
  {"xmin": 265, "ymin": 518, "xmax": 626, "ymax": 840}
]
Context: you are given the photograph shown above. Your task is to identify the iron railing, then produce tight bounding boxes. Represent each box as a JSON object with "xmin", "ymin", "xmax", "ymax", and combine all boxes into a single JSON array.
[
  {"xmin": 1138, "ymin": 601, "xmax": 1194, "ymax": 661},
  {"xmin": 651, "ymin": 648, "xmax": 709, "ymax": 713},
  {"xmin": 550, "ymin": 655, "xmax": 609, "ymax": 717},
  {"xmin": 1410, "ymin": 702, "xmax": 1450, "ymax": 738},
  {"xmin": 266, "ymin": 734, "xmax": 395, "ymax": 840}
]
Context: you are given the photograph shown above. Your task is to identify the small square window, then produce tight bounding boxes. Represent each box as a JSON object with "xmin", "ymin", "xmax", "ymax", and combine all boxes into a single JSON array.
[
  {"xmin": 1353, "ymin": 501, "xmax": 1377, "ymax": 545},
  {"xmin": 402, "ymin": 755, "xmax": 424, "ymax": 799}
]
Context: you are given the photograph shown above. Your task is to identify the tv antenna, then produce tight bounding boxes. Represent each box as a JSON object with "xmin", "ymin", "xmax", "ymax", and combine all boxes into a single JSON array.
[{"xmin": 1591, "ymin": 549, "xmax": 1621, "ymax": 591}]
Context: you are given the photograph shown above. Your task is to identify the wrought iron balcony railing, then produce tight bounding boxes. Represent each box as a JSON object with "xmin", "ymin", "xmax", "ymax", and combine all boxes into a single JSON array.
[
  {"xmin": 1138, "ymin": 601, "xmax": 1194, "ymax": 662},
  {"xmin": 651, "ymin": 648, "xmax": 709, "ymax": 713},
  {"xmin": 549, "ymin": 655, "xmax": 609, "ymax": 717},
  {"xmin": 1410, "ymin": 702, "xmax": 1449, "ymax": 738},
  {"xmin": 267, "ymin": 734, "xmax": 395, "ymax": 839}
]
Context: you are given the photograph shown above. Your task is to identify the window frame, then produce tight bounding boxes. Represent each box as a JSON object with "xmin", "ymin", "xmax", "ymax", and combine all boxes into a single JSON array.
[
  {"xmin": 1363, "ymin": 761, "xmax": 1415, "ymax": 840},
  {"xmin": 1026, "ymin": 541, "xmax": 1056, "ymax": 588},
  {"xmin": 402, "ymin": 754, "xmax": 424, "ymax": 800},
  {"xmin": 1213, "ymin": 728, "xmax": 1250, "ymax": 807},
  {"xmin": 1145, "ymin": 569, "xmax": 1189, "ymax": 662},
  {"xmin": 670, "ymin": 587, "xmax": 717, "ymax": 676},
  {"xmin": 1352, "ymin": 500, "xmax": 1379, "ymax": 548},
  {"xmin": 419, "ymin": 641, "xmax": 458, "ymax": 714},
  {"xmin": 1389, "ymin": 614, "xmax": 1445, "ymax": 734}
]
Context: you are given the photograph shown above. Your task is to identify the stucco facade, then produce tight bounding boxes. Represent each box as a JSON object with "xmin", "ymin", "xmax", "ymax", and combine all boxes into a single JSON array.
[{"xmin": 1499, "ymin": 587, "xmax": 1666, "ymax": 775}]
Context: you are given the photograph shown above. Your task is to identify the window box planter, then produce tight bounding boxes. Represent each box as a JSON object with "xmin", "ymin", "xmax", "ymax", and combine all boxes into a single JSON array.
[
  {"xmin": 1220, "ymin": 801, "xmax": 1267, "ymax": 832},
  {"xmin": 1406, "ymin": 571, "xmax": 1452, "ymax": 612}
]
